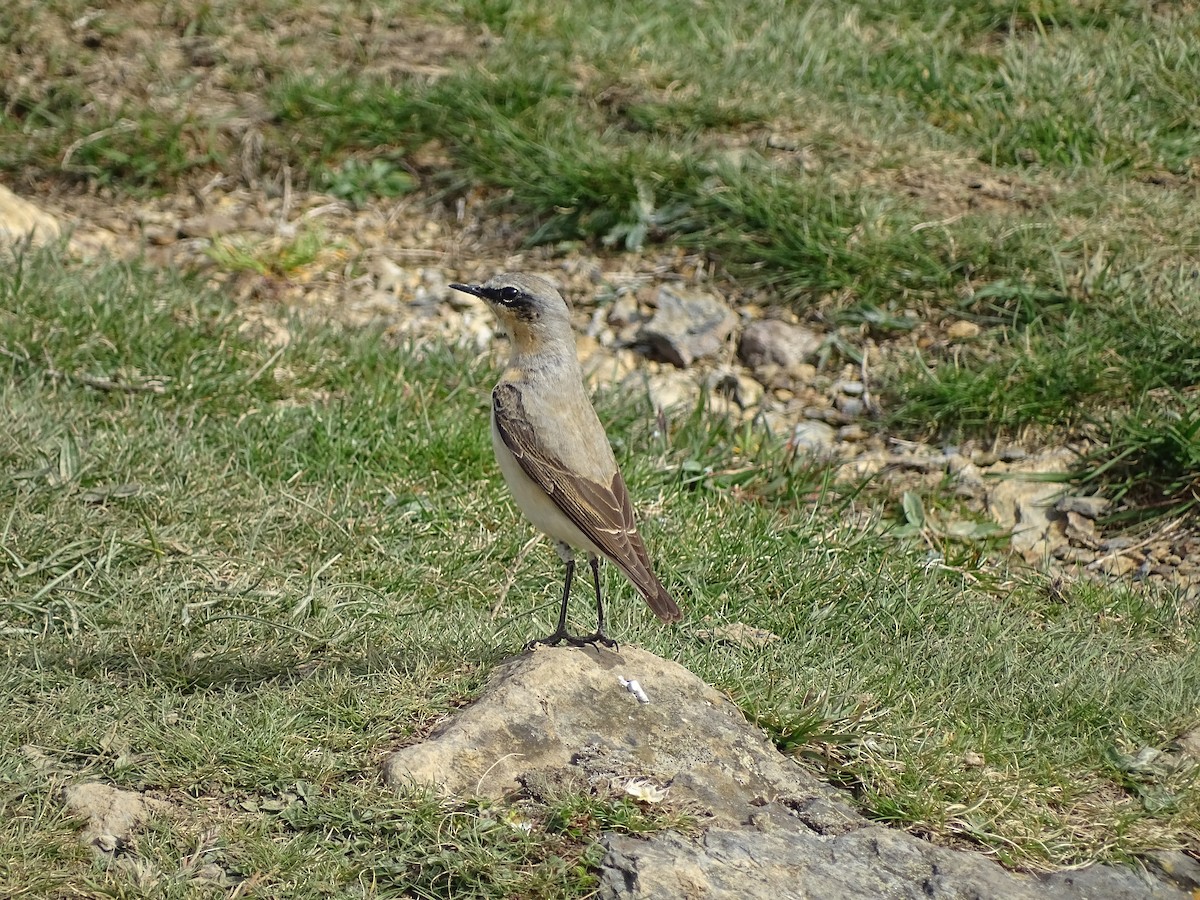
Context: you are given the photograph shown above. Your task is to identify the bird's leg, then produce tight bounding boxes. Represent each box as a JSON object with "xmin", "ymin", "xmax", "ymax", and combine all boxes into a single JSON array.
[
  {"xmin": 576, "ymin": 555, "xmax": 618, "ymax": 649},
  {"xmin": 527, "ymin": 543, "xmax": 576, "ymax": 648}
]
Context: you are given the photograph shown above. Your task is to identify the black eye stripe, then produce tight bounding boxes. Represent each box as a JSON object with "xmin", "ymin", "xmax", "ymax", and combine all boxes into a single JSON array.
[{"xmin": 491, "ymin": 285, "xmax": 530, "ymax": 307}]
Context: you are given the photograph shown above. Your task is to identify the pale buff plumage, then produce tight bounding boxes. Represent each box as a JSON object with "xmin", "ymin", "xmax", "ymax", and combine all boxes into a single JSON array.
[{"xmin": 450, "ymin": 273, "xmax": 681, "ymax": 647}]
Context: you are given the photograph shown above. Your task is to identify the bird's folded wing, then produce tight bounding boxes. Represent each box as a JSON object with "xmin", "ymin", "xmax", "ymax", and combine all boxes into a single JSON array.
[{"xmin": 492, "ymin": 382, "xmax": 662, "ymax": 594}]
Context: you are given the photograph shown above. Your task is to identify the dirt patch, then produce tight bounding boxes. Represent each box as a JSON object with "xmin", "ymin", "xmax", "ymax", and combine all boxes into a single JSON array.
[
  {"xmin": 4, "ymin": 0, "xmax": 476, "ymax": 103},
  {"xmin": 62, "ymin": 781, "xmax": 174, "ymax": 853}
]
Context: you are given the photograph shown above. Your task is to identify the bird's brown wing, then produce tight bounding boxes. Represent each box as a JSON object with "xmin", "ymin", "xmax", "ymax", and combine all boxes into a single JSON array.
[{"xmin": 493, "ymin": 382, "xmax": 681, "ymax": 622}]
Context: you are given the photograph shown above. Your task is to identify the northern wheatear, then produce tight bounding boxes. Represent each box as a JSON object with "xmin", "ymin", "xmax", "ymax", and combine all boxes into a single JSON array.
[{"xmin": 450, "ymin": 273, "xmax": 682, "ymax": 647}]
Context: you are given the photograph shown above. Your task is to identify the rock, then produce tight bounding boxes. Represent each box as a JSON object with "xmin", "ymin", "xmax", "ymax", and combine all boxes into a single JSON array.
[
  {"xmin": 1143, "ymin": 850, "xmax": 1200, "ymax": 891},
  {"xmin": 789, "ymin": 420, "xmax": 837, "ymax": 453},
  {"xmin": 1093, "ymin": 554, "xmax": 1140, "ymax": 577},
  {"xmin": 705, "ymin": 369, "xmax": 764, "ymax": 411},
  {"xmin": 694, "ymin": 621, "xmax": 781, "ymax": 647},
  {"xmin": 1063, "ymin": 510, "xmax": 1100, "ymax": 547},
  {"xmin": 837, "ymin": 424, "xmax": 868, "ymax": 442},
  {"xmin": 623, "ymin": 369, "xmax": 700, "ymax": 413},
  {"xmin": 606, "ymin": 292, "xmax": 646, "ymax": 330},
  {"xmin": 61, "ymin": 782, "xmax": 172, "ymax": 853},
  {"xmin": 984, "ymin": 450, "xmax": 1075, "ymax": 556},
  {"xmin": 946, "ymin": 320, "xmax": 981, "ymax": 340},
  {"xmin": 789, "ymin": 362, "xmax": 819, "ymax": 384},
  {"xmin": 1056, "ymin": 495, "xmax": 1111, "ymax": 518},
  {"xmin": 738, "ymin": 319, "xmax": 822, "ymax": 370},
  {"xmin": 1055, "ymin": 546, "xmax": 1097, "ymax": 564},
  {"xmin": 372, "ymin": 257, "xmax": 410, "ymax": 296},
  {"xmin": 178, "ymin": 213, "xmax": 238, "ymax": 238},
  {"xmin": 583, "ymin": 346, "xmax": 641, "ymax": 391},
  {"xmin": 382, "ymin": 647, "xmax": 1193, "ymax": 900},
  {"xmin": 836, "ymin": 396, "xmax": 865, "ymax": 418},
  {"xmin": 640, "ymin": 285, "xmax": 736, "ymax": 367},
  {"xmin": 0, "ymin": 185, "xmax": 62, "ymax": 248},
  {"xmin": 598, "ymin": 820, "xmax": 1186, "ymax": 900},
  {"xmin": 416, "ymin": 266, "xmax": 449, "ymax": 304},
  {"xmin": 950, "ymin": 459, "xmax": 987, "ymax": 495},
  {"xmin": 383, "ymin": 645, "xmax": 855, "ymax": 824},
  {"xmin": 1171, "ymin": 724, "xmax": 1200, "ymax": 761}
]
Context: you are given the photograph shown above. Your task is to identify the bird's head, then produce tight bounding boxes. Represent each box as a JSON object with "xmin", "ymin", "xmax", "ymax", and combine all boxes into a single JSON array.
[{"xmin": 450, "ymin": 273, "xmax": 573, "ymax": 355}]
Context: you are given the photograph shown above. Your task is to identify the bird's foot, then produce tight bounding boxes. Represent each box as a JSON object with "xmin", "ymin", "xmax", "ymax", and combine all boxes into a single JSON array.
[
  {"xmin": 525, "ymin": 629, "xmax": 617, "ymax": 651},
  {"xmin": 525, "ymin": 630, "xmax": 568, "ymax": 651},
  {"xmin": 572, "ymin": 630, "xmax": 618, "ymax": 650}
]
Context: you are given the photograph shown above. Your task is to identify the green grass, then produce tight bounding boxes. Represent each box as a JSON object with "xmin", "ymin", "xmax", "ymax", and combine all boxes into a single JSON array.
[
  {"xmin": 2, "ymin": 250, "xmax": 1197, "ymax": 897},
  {"xmin": 258, "ymin": 3, "xmax": 1199, "ymax": 514},
  {"xmin": 3, "ymin": 0, "xmax": 1200, "ymax": 892},
  {"xmin": 890, "ymin": 268, "xmax": 1200, "ymax": 432}
]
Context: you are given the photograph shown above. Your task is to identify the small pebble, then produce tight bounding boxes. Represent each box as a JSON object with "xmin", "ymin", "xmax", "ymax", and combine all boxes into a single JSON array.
[{"xmin": 836, "ymin": 396, "xmax": 864, "ymax": 417}]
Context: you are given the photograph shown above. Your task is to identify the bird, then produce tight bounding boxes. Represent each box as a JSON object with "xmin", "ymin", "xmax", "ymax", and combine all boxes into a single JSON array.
[{"xmin": 449, "ymin": 273, "xmax": 682, "ymax": 648}]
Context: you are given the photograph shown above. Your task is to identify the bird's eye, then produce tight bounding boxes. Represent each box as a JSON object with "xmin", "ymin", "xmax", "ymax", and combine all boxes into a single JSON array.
[{"xmin": 500, "ymin": 286, "xmax": 525, "ymax": 305}]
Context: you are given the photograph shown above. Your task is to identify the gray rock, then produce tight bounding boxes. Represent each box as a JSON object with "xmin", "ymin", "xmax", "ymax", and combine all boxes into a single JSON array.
[
  {"xmin": 640, "ymin": 285, "xmax": 736, "ymax": 367},
  {"xmin": 738, "ymin": 319, "xmax": 823, "ymax": 370},
  {"xmin": 383, "ymin": 647, "xmax": 1189, "ymax": 900},
  {"xmin": 706, "ymin": 369, "xmax": 764, "ymax": 410},
  {"xmin": 383, "ymin": 646, "xmax": 850, "ymax": 824},
  {"xmin": 1056, "ymin": 495, "xmax": 1112, "ymax": 518},
  {"xmin": 790, "ymin": 420, "xmax": 837, "ymax": 452},
  {"xmin": 623, "ymin": 369, "xmax": 700, "ymax": 413},
  {"xmin": 1142, "ymin": 850, "xmax": 1200, "ymax": 890},
  {"xmin": 836, "ymin": 396, "xmax": 865, "ymax": 418},
  {"xmin": 599, "ymin": 826, "xmax": 1186, "ymax": 900}
]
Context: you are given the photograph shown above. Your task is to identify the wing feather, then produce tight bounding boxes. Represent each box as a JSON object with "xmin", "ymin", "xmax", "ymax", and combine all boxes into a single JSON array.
[{"xmin": 493, "ymin": 383, "xmax": 681, "ymax": 622}]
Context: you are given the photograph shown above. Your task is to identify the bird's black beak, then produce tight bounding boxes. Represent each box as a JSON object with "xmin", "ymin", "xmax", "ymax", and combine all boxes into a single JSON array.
[{"xmin": 449, "ymin": 282, "xmax": 485, "ymax": 299}]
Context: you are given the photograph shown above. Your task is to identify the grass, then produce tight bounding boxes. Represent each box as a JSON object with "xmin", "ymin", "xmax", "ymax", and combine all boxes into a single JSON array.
[
  {"xmin": 259, "ymin": 4, "xmax": 1200, "ymax": 512},
  {"xmin": 2, "ymin": 0, "xmax": 1200, "ymax": 892},
  {"xmin": 2, "ymin": 249, "xmax": 1198, "ymax": 897}
]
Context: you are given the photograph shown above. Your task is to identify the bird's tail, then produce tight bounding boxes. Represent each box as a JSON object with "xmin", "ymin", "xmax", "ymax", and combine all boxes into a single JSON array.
[{"xmin": 623, "ymin": 565, "xmax": 682, "ymax": 623}]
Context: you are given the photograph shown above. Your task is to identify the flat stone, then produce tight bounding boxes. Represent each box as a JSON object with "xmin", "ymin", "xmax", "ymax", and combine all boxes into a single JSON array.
[
  {"xmin": 790, "ymin": 420, "xmax": 837, "ymax": 452},
  {"xmin": 598, "ymin": 821, "xmax": 1186, "ymax": 900},
  {"xmin": 1056, "ymin": 495, "xmax": 1112, "ymax": 518},
  {"xmin": 640, "ymin": 285, "xmax": 736, "ymax": 368},
  {"xmin": 623, "ymin": 369, "xmax": 700, "ymax": 413},
  {"xmin": 0, "ymin": 185, "xmax": 62, "ymax": 248},
  {"xmin": 383, "ymin": 645, "xmax": 851, "ymax": 824},
  {"xmin": 738, "ymin": 319, "xmax": 823, "ymax": 370},
  {"xmin": 381, "ymin": 647, "xmax": 1193, "ymax": 900}
]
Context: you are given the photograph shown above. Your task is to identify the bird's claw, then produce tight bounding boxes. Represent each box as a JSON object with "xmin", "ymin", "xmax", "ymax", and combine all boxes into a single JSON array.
[{"xmin": 526, "ymin": 630, "xmax": 617, "ymax": 651}]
